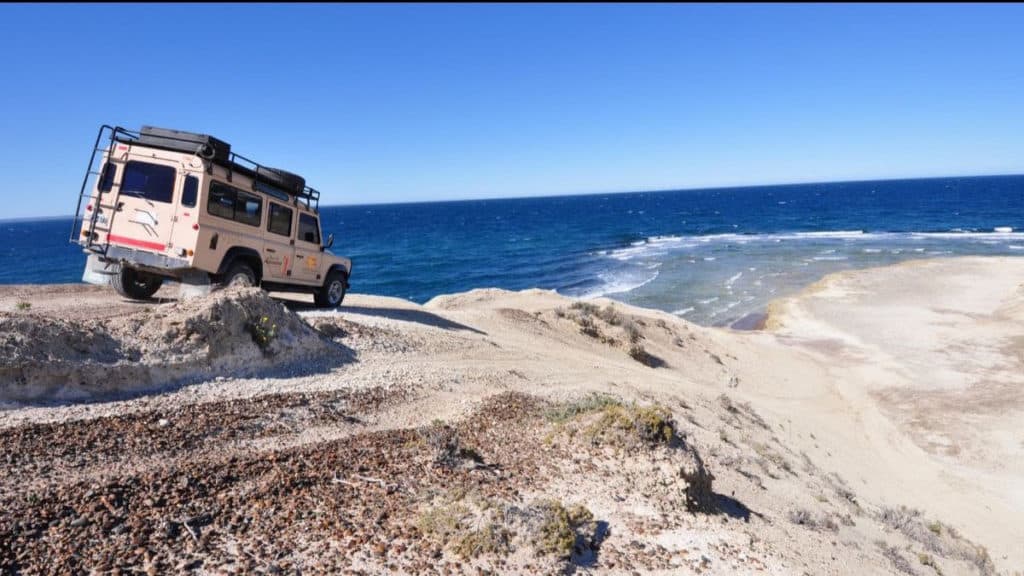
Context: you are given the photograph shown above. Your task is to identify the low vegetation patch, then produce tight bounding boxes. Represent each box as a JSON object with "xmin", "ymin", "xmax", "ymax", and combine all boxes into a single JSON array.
[
  {"xmin": 15, "ymin": 301, "xmax": 31, "ymax": 311},
  {"xmin": 548, "ymin": 395, "xmax": 679, "ymax": 448},
  {"xmin": 584, "ymin": 402, "xmax": 676, "ymax": 447},
  {"xmin": 876, "ymin": 541, "xmax": 917, "ymax": 575},
  {"xmin": 622, "ymin": 319, "xmax": 642, "ymax": 344},
  {"xmin": 419, "ymin": 421, "xmax": 485, "ymax": 470},
  {"xmin": 247, "ymin": 315, "xmax": 278, "ymax": 353},
  {"xmin": 918, "ymin": 553, "xmax": 943, "ymax": 575},
  {"xmin": 545, "ymin": 393, "xmax": 622, "ymax": 424},
  {"xmin": 876, "ymin": 506, "xmax": 995, "ymax": 576},
  {"xmin": 531, "ymin": 500, "xmax": 596, "ymax": 558},
  {"xmin": 418, "ymin": 494, "xmax": 597, "ymax": 562},
  {"xmin": 788, "ymin": 508, "xmax": 839, "ymax": 532}
]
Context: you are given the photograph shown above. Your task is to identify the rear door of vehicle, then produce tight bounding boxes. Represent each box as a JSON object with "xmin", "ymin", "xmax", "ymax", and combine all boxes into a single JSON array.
[
  {"xmin": 106, "ymin": 153, "xmax": 181, "ymax": 255},
  {"xmin": 292, "ymin": 212, "xmax": 324, "ymax": 285},
  {"xmin": 263, "ymin": 201, "xmax": 296, "ymax": 282}
]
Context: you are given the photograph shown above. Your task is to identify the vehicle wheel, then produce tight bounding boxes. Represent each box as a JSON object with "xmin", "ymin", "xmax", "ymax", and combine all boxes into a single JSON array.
[
  {"xmin": 315, "ymin": 270, "xmax": 347, "ymax": 308},
  {"xmin": 111, "ymin": 267, "xmax": 163, "ymax": 300},
  {"xmin": 223, "ymin": 261, "xmax": 258, "ymax": 288}
]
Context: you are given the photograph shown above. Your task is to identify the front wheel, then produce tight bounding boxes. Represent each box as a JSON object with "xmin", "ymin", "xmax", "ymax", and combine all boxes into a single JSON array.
[
  {"xmin": 111, "ymin": 267, "xmax": 163, "ymax": 300},
  {"xmin": 314, "ymin": 271, "xmax": 347, "ymax": 308}
]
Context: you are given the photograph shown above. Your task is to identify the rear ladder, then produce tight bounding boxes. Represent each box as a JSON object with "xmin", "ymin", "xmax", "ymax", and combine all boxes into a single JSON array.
[{"xmin": 68, "ymin": 125, "xmax": 137, "ymax": 254}]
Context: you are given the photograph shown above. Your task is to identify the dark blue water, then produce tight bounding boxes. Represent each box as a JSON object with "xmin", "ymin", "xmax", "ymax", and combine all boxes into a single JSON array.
[{"xmin": 4, "ymin": 175, "xmax": 1023, "ymax": 325}]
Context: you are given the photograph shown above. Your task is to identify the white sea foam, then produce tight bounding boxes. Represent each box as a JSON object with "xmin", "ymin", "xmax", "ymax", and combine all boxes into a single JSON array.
[
  {"xmin": 698, "ymin": 297, "xmax": 719, "ymax": 305},
  {"xmin": 582, "ymin": 269, "xmax": 660, "ymax": 299},
  {"xmin": 725, "ymin": 272, "xmax": 743, "ymax": 287},
  {"xmin": 791, "ymin": 230, "xmax": 864, "ymax": 238},
  {"xmin": 909, "ymin": 231, "xmax": 1024, "ymax": 240},
  {"xmin": 1009, "ymin": 245, "xmax": 1024, "ymax": 250},
  {"xmin": 673, "ymin": 307, "xmax": 695, "ymax": 316}
]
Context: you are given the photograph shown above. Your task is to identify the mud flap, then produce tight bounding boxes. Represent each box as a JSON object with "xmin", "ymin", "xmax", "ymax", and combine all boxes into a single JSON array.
[{"xmin": 82, "ymin": 254, "xmax": 119, "ymax": 286}]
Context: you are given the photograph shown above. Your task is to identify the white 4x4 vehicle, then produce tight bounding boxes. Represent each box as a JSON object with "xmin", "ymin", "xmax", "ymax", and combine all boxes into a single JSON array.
[{"xmin": 72, "ymin": 125, "xmax": 352, "ymax": 307}]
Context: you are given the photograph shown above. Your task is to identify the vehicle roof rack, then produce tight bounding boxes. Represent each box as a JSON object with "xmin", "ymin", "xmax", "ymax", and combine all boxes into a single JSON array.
[{"xmin": 110, "ymin": 126, "xmax": 321, "ymax": 212}]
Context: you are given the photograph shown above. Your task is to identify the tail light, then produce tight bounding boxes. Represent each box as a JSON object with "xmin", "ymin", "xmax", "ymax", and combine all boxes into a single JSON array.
[
  {"xmin": 192, "ymin": 223, "xmax": 200, "ymax": 231},
  {"xmin": 85, "ymin": 204, "xmax": 92, "ymax": 212}
]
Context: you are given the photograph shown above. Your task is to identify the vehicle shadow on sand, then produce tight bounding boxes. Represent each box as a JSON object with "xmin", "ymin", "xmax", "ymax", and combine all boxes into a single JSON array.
[{"xmin": 286, "ymin": 302, "xmax": 488, "ymax": 335}]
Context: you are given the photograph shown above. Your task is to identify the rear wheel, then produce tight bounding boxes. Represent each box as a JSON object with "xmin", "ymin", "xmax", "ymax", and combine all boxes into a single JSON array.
[
  {"xmin": 222, "ymin": 261, "xmax": 258, "ymax": 288},
  {"xmin": 315, "ymin": 270, "xmax": 347, "ymax": 308},
  {"xmin": 111, "ymin": 267, "xmax": 163, "ymax": 300}
]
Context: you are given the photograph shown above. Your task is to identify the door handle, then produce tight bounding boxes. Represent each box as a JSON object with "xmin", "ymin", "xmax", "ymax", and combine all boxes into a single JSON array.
[{"xmin": 266, "ymin": 248, "xmax": 276, "ymax": 253}]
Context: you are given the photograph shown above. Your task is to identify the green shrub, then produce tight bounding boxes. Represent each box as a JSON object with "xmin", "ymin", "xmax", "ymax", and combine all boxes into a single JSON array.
[
  {"xmin": 533, "ymin": 500, "xmax": 594, "ymax": 558},
  {"xmin": 248, "ymin": 315, "xmax": 278, "ymax": 351}
]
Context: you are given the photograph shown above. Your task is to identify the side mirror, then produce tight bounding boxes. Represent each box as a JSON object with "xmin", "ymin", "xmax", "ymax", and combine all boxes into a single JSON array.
[{"xmin": 325, "ymin": 233, "xmax": 334, "ymax": 250}]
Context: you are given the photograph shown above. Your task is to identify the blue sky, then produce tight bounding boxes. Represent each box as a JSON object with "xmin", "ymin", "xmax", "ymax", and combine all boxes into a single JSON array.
[{"xmin": 1, "ymin": 3, "xmax": 1022, "ymax": 219}]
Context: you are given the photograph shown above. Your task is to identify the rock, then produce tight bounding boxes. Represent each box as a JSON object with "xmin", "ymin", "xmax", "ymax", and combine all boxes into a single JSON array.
[{"xmin": 69, "ymin": 515, "xmax": 89, "ymax": 528}]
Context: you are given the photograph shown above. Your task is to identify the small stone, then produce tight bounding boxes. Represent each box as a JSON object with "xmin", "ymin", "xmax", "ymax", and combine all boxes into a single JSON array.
[
  {"xmin": 158, "ymin": 418, "xmax": 170, "ymax": 427},
  {"xmin": 69, "ymin": 516, "xmax": 89, "ymax": 528}
]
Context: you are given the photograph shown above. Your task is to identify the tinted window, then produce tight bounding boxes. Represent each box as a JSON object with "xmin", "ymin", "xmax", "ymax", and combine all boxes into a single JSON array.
[
  {"xmin": 182, "ymin": 175, "xmax": 198, "ymax": 208},
  {"xmin": 208, "ymin": 182, "xmax": 235, "ymax": 220},
  {"xmin": 298, "ymin": 214, "xmax": 320, "ymax": 244},
  {"xmin": 121, "ymin": 161, "xmax": 175, "ymax": 203},
  {"xmin": 268, "ymin": 203, "xmax": 292, "ymax": 237},
  {"xmin": 99, "ymin": 162, "xmax": 116, "ymax": 192},
  {"xmin": 207, "ymin": 181, "xmax": 262, "ymax": 227},
  {"xmin": 236, "ymin": 191, "xmax": 262, "ymax": 226}
]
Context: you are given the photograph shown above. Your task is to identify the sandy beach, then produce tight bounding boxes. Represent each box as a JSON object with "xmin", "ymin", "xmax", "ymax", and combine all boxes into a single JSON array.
[{"xmin": 1, "ymin": 256, "xmax": 1021, "ymax": 575}]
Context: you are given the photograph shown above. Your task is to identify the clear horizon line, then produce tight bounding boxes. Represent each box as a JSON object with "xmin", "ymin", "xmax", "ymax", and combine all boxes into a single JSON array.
[
  {"xmin": 7, "ymin": 170, "xmax": 1023, "ymax": 223},
  {"xmin": 324, "ymin": 170, "xmax": 1024, "ymax": 210}
]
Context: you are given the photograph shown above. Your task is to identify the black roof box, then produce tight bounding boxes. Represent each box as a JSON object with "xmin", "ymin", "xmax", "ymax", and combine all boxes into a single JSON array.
[{"xmin": 136, "ymin": 126, "xmax": 231, "ymax": 163}]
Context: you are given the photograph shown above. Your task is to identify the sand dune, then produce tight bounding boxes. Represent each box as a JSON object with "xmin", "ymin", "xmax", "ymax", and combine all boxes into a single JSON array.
[{"xmin": 1, "ymin": 257, "xmax": 1020, "ymax": 574}]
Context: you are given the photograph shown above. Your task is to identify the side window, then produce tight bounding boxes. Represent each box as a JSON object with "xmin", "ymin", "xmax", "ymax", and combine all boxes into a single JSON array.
[
  {"xmin": 236, "ymin": 191, "xmax": 262, "ymax": 226},
  {"xmin": 298, "ymin": 213, "xmax": 320, "ymax": 245},
  {"xmin": 121, "ymin": 161, "xmax": 175, "ymax": 203},
  {"xmin": 206, "ymin": 181, "xmax": 261, "ymax": 227},
  {"xmin": 268, "ymin": 203, "xmax": 293, "ymax": 237},
  {"xmin": 207, "ymin": 182, "xmax": 235, "ymax": 220},
  {"xmin": 182, "ymin": 175, "xmax": 198, "ymax": 208},
  {"xmin": 99, "ymin": 162, "xmax": 116, "ymax": 192}
]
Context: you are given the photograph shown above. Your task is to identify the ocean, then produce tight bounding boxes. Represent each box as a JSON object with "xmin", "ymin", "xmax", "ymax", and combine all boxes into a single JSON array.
[{"xmin": 3, "ymin": 174, "xmax": 1023, "ymax": 327}]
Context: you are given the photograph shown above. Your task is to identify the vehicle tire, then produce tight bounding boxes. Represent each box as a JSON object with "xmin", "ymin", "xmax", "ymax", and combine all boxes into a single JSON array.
[
  {"xmin": 222, "ymin": 261, "xmax": 258, "ymax": 288},
  {"xmin": 315, "ymin": 270, "xmax": 347, "ymax": 308},
  {"xmin": 111, "ymin": 267, "xmax": 163, "ymax": 300}
]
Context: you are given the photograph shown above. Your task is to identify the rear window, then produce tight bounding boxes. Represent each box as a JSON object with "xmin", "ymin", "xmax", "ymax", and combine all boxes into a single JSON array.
[
  {"xmin": 268, "ymin": 203, "xmax": 293, "ymax": 237},
  {"xmin": 121, "ymin": 161, "xmax": 175, "ymax": 203},
  {"xmin": 182, "ymin": 175, "xmax": 198, "ymax": 208},
  {"xmin": 298, "ymin": 213, "xmax": 320, "ymax": 244},
  {"xmin": 207, "ymin": 181, "xmax": 262, "ymax": 227},
  {"xmin": 99, "ymin": 162, "xmax": 116, "ymax": 192}
]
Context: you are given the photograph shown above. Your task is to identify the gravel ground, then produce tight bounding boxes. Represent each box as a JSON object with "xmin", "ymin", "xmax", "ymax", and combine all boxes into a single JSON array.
[{"xmin": 0, "ymin": 282, "xmax": 1005, "ymax": 575}]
